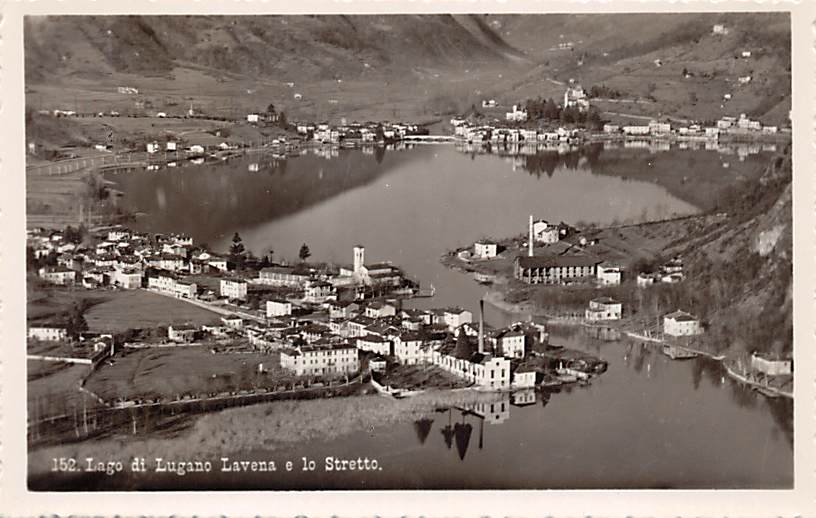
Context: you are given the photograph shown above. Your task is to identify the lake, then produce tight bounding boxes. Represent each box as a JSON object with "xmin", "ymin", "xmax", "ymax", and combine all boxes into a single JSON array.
[{"xmin": 99, "ymin": 142, "xmax": 791, "ymax": 488}]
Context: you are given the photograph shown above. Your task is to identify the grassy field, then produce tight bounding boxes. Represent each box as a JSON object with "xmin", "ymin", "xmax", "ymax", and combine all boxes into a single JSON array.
[
  {"xmin": 27, "ymin": 360, "xmax": 97, "ymax": 421},
  {"xmin": 83, "ymin": 290, "xmax": 221, "ymax": 333},
  {"xmin": 83, "ymin": 347, "xmax": 293, "ymax": 401}
]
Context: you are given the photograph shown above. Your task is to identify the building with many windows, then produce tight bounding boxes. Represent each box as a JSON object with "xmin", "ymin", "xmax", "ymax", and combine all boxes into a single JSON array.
[
  {"xmin": 514, "ymin": 255, "xmax": 601, "ymax": 284},
  {"xmin": 280, "ymin": 343, "xmax": 359, "ymax": 376}
]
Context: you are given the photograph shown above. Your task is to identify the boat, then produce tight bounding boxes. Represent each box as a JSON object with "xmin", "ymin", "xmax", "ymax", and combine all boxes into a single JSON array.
[{"xmin": 662, "ymin": 343, "xmax": 699, "ymax": 360}]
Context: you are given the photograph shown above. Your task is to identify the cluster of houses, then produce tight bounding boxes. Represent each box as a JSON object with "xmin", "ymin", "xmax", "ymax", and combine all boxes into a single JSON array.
[
  {"xmin": 28, "ymin": 225, "xmax": 560, "ymax": 390},
  {"xmin": 603, "ymin": 114, "xmax": 779, "ymax": 141},
  {"xmin": 294, "ymin": 121, "xmax": 427, "ymax": 145},
  {"xmin": 451, "ymin": 119, "xmax": 581, "ymax": 146}
]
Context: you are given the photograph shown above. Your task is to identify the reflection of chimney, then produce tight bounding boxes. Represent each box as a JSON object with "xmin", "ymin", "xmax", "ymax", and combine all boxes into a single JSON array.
[
  {"xmin": 478, "ymin": 298, "xmax": 485, "ymax": 354},
  {"xmin": 528, "ymin": 215, "xmax": 534, "ymax": 257}
]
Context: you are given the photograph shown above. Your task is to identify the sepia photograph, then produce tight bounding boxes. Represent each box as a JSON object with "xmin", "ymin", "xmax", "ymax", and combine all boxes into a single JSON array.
[{"xmin": 20, "ymin": 9, "xmax": 796, "ymax": 493}]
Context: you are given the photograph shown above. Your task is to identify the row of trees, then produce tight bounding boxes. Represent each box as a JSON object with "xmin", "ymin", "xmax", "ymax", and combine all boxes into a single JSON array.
[{"xmin": 228, "ymin": 232, "xmax": 312, "ymax": 270}]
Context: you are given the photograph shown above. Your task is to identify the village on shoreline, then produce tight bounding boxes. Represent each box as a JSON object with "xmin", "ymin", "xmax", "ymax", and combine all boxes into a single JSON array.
[{"xmin": 25, "ymin": 66, "xmax": 793, "ymax": 452}]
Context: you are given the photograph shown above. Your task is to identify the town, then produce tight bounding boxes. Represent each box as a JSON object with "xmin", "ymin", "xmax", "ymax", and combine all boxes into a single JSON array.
[{"xmin": 27, "ymin": 222, "xmax": 614, "ymax": 420}]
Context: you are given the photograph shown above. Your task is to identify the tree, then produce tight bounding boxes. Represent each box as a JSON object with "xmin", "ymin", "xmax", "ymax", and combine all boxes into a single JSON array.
[
  {"xmin": 230, "ymin": 232, "xmax": 247, "ymax": 270},
  {"xmin": 277, "ymin": 111, "xmax": 288, "ymax": 129},
  {"xmin": 230, "ymin": 233, "xmax": 245, "ymax": 257},
  {"xmin": 266, "ymin": 103, "xmax": 276, "ymax": 115},
  {"xmin": 66, "ymin": 302, "xmax": 88, "ymax": 340},
  {"xmin": 454, "ymin": 331, "xmax": 474, "ymax": 360},
  {"xmin": 299, "ymin": 243, "xmax": 311, "ymax": 262}
]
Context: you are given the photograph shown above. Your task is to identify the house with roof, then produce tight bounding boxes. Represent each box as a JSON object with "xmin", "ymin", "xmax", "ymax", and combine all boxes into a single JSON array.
[
  {"xmin": 585, "ymin": 297, "xmax": 622, "ymax": 321},
  {"xmin": 393, "ymin": 332, "xmax": 426, "ymax": 365},
  {"xmin": 473, "ymin": 240, "xmax": 498, "ymax": 259},
  {"xmin": 266, "ymin": 299, "xmax": 292, "ymax": 318},
  {"xmin": 221, "ymin": 315, "xmax": 244, "ymax": 329},
  {"xmin": 532, "ymin": 219, "xmax": 560, "ymax": 244},
  {"xmin": 220, "ymin": 278, "xmax": 248, "ymax": 301},
  {"xmin": 280, "ymin": 343, "xmax": 359, "ymax": 376},
  {"xmin": 304, "ymin": 281, "xmax": 337, "ymax": 303},
  {"xmin": 357, "ymin": 334, "xmax": 391, "ymax": 356},
  {"xmin": 663, "ymin": 310, "xmax": 702, "ymax": 337},
  {"xmin": 365, "ymin": 301, "xmax": 397, "ymax": 319},
  {"xmin": 38, "ymin": 266, "xmax": 77, "ymax": 286},
  {"xmin": 168, "ymin": 324, "xmax": 198, "ymax": 343},
  {"xmin": 258, "ymin": 266, "xmax": 311, "ymax": 287},
  {"xmin": 112, "ymin": 267, "xmax": 143, "ymax": 289},
  {"xmin": 28, "ymin": 323, "xmax": 69, "ymax": 342},
  {"xmin": 493, "ymin": 328, "xmax": 526, "ymax": 358},
  {"xmin": 596, "ymin": 264, "xmax": 622, "ymax": 286},
  {"xmin": 432, "ymin": 346, "xmax": 511, "ymax": 389},
  {"xmin": 750, "ymin": 352, "xmax": 792, "ymax": 376},
  {"xmin": 511, "ymin": 365, "xmax": 537, "ymax": 388},
  {"xmin": 328, "ymin": 300, "xmax": 360, "ymax": 320},
  {"xmin": 563, "ymin": 84, "xmax": 590, "ymax": 112},
  {"xmin": 441, "ymin": 307, "xmax": 473, "ymax": 332}
]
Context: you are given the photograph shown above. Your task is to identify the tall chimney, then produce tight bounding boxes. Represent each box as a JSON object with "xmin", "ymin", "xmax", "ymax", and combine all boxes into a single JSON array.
[
  {"xmin": 478, "ymin": 298, "xmax": 485, "ymax": 354},
  {"xmin": 528, "ymin": 214, "xmax": 534, "ymax": 257}
]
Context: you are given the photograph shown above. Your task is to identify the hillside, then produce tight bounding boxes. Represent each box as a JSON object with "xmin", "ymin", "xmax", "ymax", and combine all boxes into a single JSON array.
[
  {"xmin": 24, "ymin": 13, "xmax": 791, "ymax": 125},
  {"xmin": 662, "ymin": 148, "xmax": 793, "ymax": 356}
]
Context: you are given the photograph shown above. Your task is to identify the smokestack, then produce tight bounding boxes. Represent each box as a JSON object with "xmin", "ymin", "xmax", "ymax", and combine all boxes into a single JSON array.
[
  {"xmin": 478, "ymin": 298, "xmax": 485, "ymax": 354},
  {"xmin": 528, "ymin": 215, "xmax": 534, "ymax": 257}
]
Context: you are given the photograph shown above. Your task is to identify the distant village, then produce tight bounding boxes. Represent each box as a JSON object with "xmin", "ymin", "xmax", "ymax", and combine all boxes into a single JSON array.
[{"xmin": 451, "ymin": 81, "xmax": 786, "ymax": 149}]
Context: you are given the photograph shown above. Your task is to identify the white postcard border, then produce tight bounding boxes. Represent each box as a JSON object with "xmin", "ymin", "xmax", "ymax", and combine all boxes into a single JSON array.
[{"xmin": 1, "ymin": 0, "xmax": 814, "ymax": 516}]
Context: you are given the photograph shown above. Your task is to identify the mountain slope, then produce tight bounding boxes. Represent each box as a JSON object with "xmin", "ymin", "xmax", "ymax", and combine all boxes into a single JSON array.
[{"xmin": 663, "ymin": 149, "xmax": 793, "ymax": 356}]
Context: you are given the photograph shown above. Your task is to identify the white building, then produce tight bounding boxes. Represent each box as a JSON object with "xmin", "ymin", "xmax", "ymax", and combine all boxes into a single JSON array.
[
  {"xmin": 564, "ymin": 84, "xmax": 590, "ymax": 112},
  {"xmin": 357, "ymin": 334, "xmax": 391, "ymax": 356},
  {"xmin": 441, "ymin": 308, "xmax": 473, "ymax": 332},
  {"xmin": 750, "ymin": 352, "xmax": 792, "ymax": 376},
  {"xmin": 38, "ymin": 266, "xmax": 77, "ymax": 286},
  {"xmin": 266, "ymin": 299, "xmax": 292, "ymax": 317},
  {"xmin": 147, "ymin": 142, "xmax": 160, "ymax": 154},
  {"xmin": 432, "ymin": 350, "xmax": 511, "ymax": 389},
  {"xmin": 168, "ymin": 325, "xmax": 197, "ymax": 343},
  {"xmin": 364, "ymin": 301, "xmax": 397, "ymax": 319},
  {"xmin": 112, "ymin": 267, "xmax": 143, "ymax": 289},
  {"xmin": 393, "ymin": 332, "xmax": 426, "ymax": 365},
  {"xmin": 637, "ymin": 272, "xmax": 657, "ymax": 288},
  {"xmin": 623, "ymin": 125, "xmax": 651, "ymax": 136},
  {"xmin": 473, "ymin": 240, "xmax": 498, "ymax": 259},
  {"xmin": 648, "ymin": 120, "xmax": 671, "ymax": 136},
  {"xmin": 493, "ymin": 329, "xmax": 526, "ymax": 358},
  {"xmin": 280, "ymin": 343, "xmax": 359, "ymax": 376},
  {"xmin": 585, "ymin": 297, "xmax": 622, "ymax": 321},
  {"xmin": 596, "ymin": 265, "xmax": 622, "ymax": 286},
  {"xmin": 220, "ymin": 278, "xmax": 248, "ymax": 301},
  {"xmin": 505, "ymin": 104, "xmax": 528, "ymax": 122},
  {"xmin": 247, "ymin": 113, "xmax": 260, "ymax": 123},
  {"xmin": 304, "ymin": 281, "xmax": 337, "ymax": 303},
  {"xmin": 663, "ymin": 310, "xmax": 702, "ymax": 337},
  {"xmin": 530, "ymin": 219, "xmax": 559, "ymax": 244},
  {"xmin": 28, "ymin": 324, "xmax": 68, "ymax": 341}
]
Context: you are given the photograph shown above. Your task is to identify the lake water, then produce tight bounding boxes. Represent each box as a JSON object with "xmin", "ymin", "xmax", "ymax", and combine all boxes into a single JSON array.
[{"xmin": 101, "ymin": 143, "xmax": 791, "ymax": 488}]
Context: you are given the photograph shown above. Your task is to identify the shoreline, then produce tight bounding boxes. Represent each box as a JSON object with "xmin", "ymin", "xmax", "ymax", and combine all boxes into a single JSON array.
[{"xmin": 457, "ymin": 264, "xmax": 794, "ymax": 401}]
